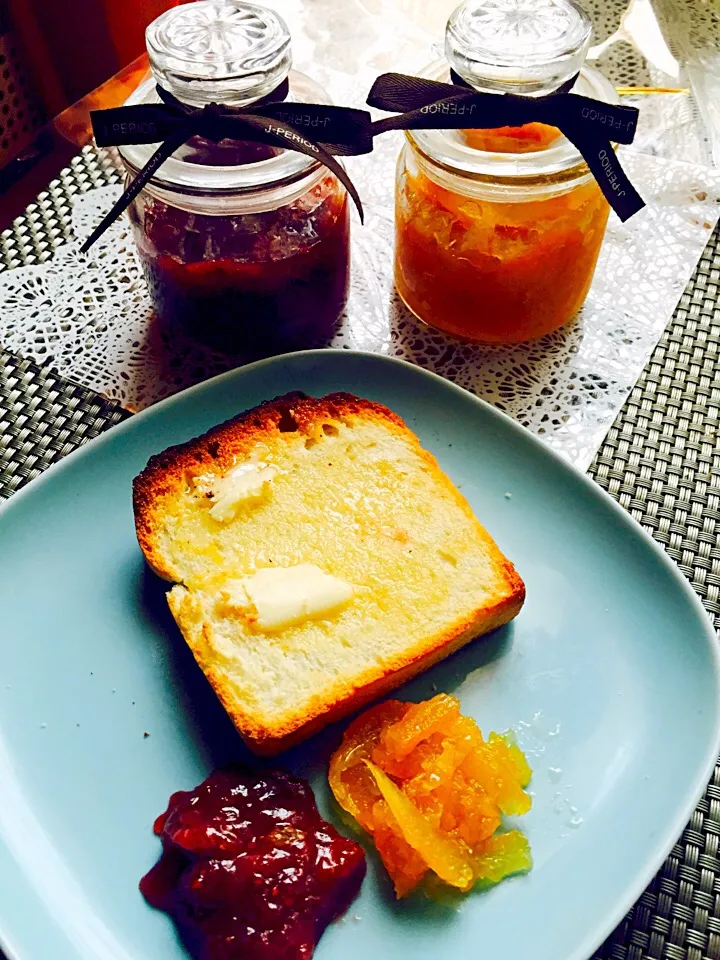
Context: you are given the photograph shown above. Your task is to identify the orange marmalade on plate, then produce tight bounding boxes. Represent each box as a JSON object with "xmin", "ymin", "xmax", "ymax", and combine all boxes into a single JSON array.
[
  {"xmin": 329, "ymin": 694, "xmax": 532, "ymax": 898},
  {"xmin": 394, "ymin": 0, "xmax": 617, "ymax": 344}
]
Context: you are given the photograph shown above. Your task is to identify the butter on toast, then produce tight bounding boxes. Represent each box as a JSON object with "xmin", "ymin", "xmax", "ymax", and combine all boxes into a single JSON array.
[{"xmin": 133, "ymin": 392, "xmax": 525, "ymax": 755}]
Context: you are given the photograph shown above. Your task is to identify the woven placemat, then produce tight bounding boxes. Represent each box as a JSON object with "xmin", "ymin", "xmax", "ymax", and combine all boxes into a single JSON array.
[
  {"xmin": 589, "ymin": 225, "xmax": 720, "ymax": 960},
  {"xmin": 1, "ymin": 146, "xmax": 720, "ymax": 959},
  {"xmin": 0, "ymin": 348, "xmax": 128, "ymax": 500}
]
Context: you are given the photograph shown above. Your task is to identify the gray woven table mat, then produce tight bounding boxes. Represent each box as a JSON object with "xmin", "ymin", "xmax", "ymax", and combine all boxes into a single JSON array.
[
  {"xmin": 0, "ymin": 348, "xmax": 128, "ymax": 500},
  {"xmin": 2, "ymin": 145, "xmax": 720, "ymax": 959}
]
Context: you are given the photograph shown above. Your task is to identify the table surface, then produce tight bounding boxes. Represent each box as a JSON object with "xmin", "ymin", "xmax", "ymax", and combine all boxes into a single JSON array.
[
  {"xmin": 0, "ymin": 53, "xmax": 148, "ymax": 232},
  {"xmin": 1, "ymin": 1, "xmax": 720, "ymax": 958}
]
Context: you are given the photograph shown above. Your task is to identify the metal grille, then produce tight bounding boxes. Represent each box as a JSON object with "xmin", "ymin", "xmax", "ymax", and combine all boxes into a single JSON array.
[{"xmin": 0, "ymin": 15, "xmax": 45, "ymax": 169}]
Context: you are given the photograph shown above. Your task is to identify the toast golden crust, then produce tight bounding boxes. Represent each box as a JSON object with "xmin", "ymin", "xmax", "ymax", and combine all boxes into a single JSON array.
[
  {"xmin": 134, "ymin": 390, "xmax": 525, "ymax": 756},
  {"xmin": 168, "ymin": 577, "xmax": 524, "ymax": 756}
]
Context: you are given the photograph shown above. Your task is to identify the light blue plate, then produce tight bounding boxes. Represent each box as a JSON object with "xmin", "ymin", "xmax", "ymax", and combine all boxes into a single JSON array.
[{"xmin": 0, "ymin": 350, "xmax": 718, "ymax": 960}]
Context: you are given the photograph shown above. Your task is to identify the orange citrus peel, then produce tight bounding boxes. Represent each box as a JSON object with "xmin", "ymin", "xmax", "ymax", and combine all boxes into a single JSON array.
[{"xmin": 329, "ymin": 694, "xmax": 533, "ymax": 898}]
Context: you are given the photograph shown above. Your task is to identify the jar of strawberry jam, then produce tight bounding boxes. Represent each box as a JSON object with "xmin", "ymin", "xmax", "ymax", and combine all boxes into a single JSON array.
[
  {"xmin": 121, "ymin": 0, "xmax": 350, "ymax": 354},
  {"xmin": 394, "ymin": 0, "xmax": 614, "ymax": 344}
]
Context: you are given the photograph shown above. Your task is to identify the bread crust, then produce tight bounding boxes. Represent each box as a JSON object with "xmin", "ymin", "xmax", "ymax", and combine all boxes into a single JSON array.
[
  {"xmin": 168, "ymin": 578, "xmax": 524, "ymax": 756},
  {"xmin": 134, "ymin": 391, "xmax": 525, "ymax": 756}
]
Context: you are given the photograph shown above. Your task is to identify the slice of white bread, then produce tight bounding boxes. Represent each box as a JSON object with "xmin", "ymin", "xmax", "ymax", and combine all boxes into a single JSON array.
[{"xmin": 133, "ymin": 392, "xmax": 525, "ymax": 755}]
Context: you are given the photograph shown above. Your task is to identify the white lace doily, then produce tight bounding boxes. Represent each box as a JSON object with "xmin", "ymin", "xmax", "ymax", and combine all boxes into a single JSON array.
[{"xmin": 1, "ymin": 138, "xmax": 718, "ymax": 468}]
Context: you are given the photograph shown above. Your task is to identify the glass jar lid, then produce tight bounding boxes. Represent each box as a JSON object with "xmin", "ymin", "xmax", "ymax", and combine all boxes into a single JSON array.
[
  {"xmin": 147, "ymin": 0, "xmax": 292, "ymax": 107},
  {"xmin": 409, "ymin": 0, "xmax": 617, "ymax": 187},
  {"xmin": 119, "ymin": 0, "xmax": 326, "ymax": 197},
  {"xmin": 446, "ymin": 0, "xmax": 591, "ymax": 95}
]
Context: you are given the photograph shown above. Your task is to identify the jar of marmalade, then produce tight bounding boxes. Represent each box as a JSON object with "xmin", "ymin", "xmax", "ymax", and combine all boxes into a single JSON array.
[
  {"xmin": 121, "ymin": 0, "xmax": 350, "ymax": 354},
  {"xmin": 394, "ymin": 0, "xmax": 614, "ymax": 344}
]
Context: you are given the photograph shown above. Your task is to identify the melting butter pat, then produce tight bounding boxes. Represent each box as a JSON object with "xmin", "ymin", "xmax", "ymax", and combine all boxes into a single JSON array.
[
  {"xmin": 224, "ymin": 564, "xmax": 353, "ymax": 631},
  {"xmin": 209, "ymin": 463, "xmax": 277, "ymax": 522}
]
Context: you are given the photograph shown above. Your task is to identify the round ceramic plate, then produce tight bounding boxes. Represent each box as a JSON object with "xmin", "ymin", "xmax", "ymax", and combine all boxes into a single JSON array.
[{"xmin": 0, "ymin": 351, "xmax": 718, "ymax": 960}]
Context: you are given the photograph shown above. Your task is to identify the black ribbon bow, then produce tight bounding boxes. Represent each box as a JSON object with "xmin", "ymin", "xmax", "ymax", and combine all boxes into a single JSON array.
[
  {"xmin": 81, "ymin": 81, "xmax": 373, "ymax": 252},
  {"xmin": 368, "ymin": 71, "xmax": 644, "ymax": 222}
]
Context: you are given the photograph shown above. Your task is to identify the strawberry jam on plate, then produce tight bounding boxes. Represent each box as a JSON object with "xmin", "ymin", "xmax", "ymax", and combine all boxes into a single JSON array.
[{"xmin": 140, "ymin": 767, "xmax": 366, "ymax": 960}]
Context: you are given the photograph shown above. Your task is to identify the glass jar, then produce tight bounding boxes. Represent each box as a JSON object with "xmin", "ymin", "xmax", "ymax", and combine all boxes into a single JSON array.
[
  {"xmin": 121, "ymin": 0, "xmax": 350, "ymax": 354},
  {"xmin": 394, "ymin": 0, "xmax": 614, "ymax": 344}
]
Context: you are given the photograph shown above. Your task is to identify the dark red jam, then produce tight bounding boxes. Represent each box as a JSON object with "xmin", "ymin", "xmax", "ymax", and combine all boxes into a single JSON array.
[
  {"xmin": 140, "ymin": 767, "xmax": 366, "ymax": 960},
  {"xmin": 128, "ymin": 174, "xmax": 350, "ymax": 355}
]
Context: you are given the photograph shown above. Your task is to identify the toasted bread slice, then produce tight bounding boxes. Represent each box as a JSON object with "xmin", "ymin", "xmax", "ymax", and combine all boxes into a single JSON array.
[{"xmin": 133, "ymin": 392, "xmax": 524, "ymax": 755}]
